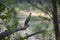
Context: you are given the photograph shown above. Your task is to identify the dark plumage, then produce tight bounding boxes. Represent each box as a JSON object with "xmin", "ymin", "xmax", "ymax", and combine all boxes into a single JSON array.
[{"xmin": 24, "ymin": 13, "xmax": 31, "ymax": 25}]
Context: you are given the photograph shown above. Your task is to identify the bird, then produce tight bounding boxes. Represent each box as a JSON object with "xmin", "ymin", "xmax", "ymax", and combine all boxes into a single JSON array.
[{"xmin": 24, "ymin": 13, "xmax": 31, "ymax": 25}]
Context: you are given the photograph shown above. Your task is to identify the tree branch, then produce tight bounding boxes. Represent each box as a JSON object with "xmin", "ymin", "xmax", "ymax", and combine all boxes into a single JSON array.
[
  {"xmin": 0, "ymin": 24, "xmax": 29, "ymax": 38},
  {"xmin": 0, "ymin": 12, "xmax": 31, "ymax": 39},
  {"xmin": 23, "ymin": 30, "xmax": 45, "ymax": 39}
]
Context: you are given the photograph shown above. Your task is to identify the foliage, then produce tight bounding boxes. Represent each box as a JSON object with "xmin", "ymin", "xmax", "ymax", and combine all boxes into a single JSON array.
[
  {"xmin": 0, "ymin": 2, "xmax": 6, "ymax": 12},
  {"xmin": 0, "ymin": 2, "xmax": 22, "ymax": 40},
  {"xmin": 1, "ymin": 0, "xmax": 15, "ymax": 5}
]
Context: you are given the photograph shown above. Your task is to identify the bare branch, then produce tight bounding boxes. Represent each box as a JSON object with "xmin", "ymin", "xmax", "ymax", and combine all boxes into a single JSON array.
[
  {"xmin": 23, "ymin": 30, "xmax": 45, "ymax": 39},
  {"xmin": 0, "ymin": 24, "xmax": 29, "ymax": 38}
]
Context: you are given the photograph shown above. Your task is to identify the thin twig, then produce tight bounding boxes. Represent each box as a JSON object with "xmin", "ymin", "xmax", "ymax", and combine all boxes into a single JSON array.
[{"xmin": 23, "ymin": 30, "xmax": 45, "ymax": 39}]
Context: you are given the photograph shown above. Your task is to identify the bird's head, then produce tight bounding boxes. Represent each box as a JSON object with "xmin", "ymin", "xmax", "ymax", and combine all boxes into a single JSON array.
[{"xmin": 29, "ymin": 12, "xmax": 31, "ymax": 15}]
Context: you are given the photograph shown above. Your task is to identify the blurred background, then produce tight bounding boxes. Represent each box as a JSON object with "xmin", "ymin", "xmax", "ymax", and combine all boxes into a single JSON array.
[{"xmin": 0, "ymin": 0, "xmax": 60, "ymax": 40}]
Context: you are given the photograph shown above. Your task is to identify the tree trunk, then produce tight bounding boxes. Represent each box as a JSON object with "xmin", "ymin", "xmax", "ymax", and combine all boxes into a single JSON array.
[{"xmin": 51, "ymin": 0, "xmax": 60, "ymax": 40}]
